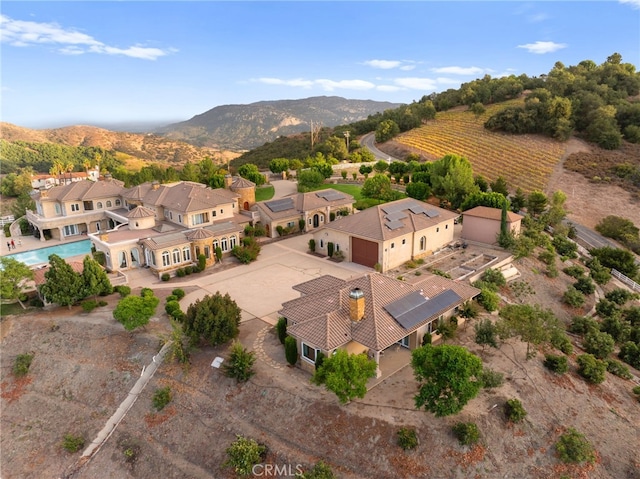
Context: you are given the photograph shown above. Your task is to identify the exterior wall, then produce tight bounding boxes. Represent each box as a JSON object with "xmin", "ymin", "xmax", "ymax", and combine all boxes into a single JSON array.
[
  {"xmin": 461, "ymin": 216, "xmax": 501, "ymax": 245},
  {"xmin": 382, "ymin": 232, "xmax": 414, "ymax": 271},
  {"xmin": 312, "ymin": 229, "xmax": 352, "ymax": 258},
  {"xmin": 146, "ymin": 241, "xmax": 194, "ymax": 276},
  {"xmin": 177, "ymin": 201, "xmax": 238, "ymax": 229}
]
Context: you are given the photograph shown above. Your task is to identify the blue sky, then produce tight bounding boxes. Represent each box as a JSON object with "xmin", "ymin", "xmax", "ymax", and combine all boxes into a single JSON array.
[{"xmin": 2, "ymin": 1, "xmax": 639, "ymax": 129}]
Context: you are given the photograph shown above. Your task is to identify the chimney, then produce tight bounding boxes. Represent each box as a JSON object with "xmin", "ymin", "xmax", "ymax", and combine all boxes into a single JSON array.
[
  {"xmin": 349, "ymin": 288, "xmax": 365, "ymax": 322},
  {"xmin": 104, "ymin": 173, "xmax": 112, "ymax": 182},
  {"xmin": 224, "ymin": 174, "xmax": 233, "ymax": 189},
  {"xmin": 152, "ymin": 180, "xmax": 160, "ymax": 190}
]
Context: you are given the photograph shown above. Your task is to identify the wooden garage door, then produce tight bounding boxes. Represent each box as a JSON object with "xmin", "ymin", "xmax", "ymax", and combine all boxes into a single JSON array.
[{"xmin": 351, "ymin": 237, "xmax": 378, "ymax": 268}]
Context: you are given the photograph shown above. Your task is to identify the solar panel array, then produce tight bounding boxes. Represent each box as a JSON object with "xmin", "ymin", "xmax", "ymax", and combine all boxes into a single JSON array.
[
  {"xmin": 386, "ymin": 211, "xmax": 408, "ymax": 221},
  {"xmin": 425, "ymin": 209, "xmax": 440, "ymax": 218},
  {"xmin": 385, "ymin": 220, "xmax": 405, "ymax": 230},
  {"xmin": 384, "ymin": 289, "xmax": 462, "ymax": 330},
  {"xmin": 316, "ymin": 190, "xmax": 346, "ymax": 201},
  {"xmin": 265, "ymin": 197, "xmax": 295, "ymax": 212}
]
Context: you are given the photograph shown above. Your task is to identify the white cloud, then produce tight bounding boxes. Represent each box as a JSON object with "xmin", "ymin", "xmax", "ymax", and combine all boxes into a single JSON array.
[
  {"xmin": 517, "ymin": 41, "xmax": 567, "ymax": 54},
  {"xmin": 399, "ymin": 65, "xmax": 416, "ymax": 71},
  {"xmin": 431, "ymin": 66, "xmax": 484, "ymax": 75},
  {"xmin": 376, "ymin": 85, "xmax": 403, "ymax": 92},
  {"xmin": 254, "ymin": 78, "xmax": 374, "ymax": 91},
  {"xmin": 393, "ymin": 77, "xmax": 439, "ymax": 91},
  {"xmin": 619, "ymin": 0, "xmax": 640, "ymax": 9},
  {"xmin": 363, "ymin": 59, "xmax": 402, "ymax": 69},
  {"xmin": 0, "ymin": 14, "xmax": 171, "ymax": 60}
]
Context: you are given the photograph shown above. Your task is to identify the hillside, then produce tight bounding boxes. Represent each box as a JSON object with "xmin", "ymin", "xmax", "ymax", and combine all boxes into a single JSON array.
[
  {"xmin": 0, "ymin": 123, "xmax": 239, "ymax": 170},
  {"xmin": 156, "ymin": 96, "xmax": 402, "ymax": 150}
]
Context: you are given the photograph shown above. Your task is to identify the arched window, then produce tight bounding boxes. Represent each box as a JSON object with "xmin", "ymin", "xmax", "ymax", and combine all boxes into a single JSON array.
[
  {"xmin": 172, "ymin": 248, "xmax": 181, "ymax": 264},
  {"xmin": 162, "ymin": 251, "xmax": 170, "ymax": 267},
  {"xmin": 230, "ymin": 235, "xmax": 237, "ymax": 249},
  {"xmin": 120, "ymin": 252, "xmax": 127, "ymax": 268},
  {"xmin": 221, "ymin": 237, "xmax": 228, "ymax": 251},
  {"xmin": 97, "ymin": 202, "xmax": 103, "ymax": 209},
  {"xmin": 183, "ymin": 246, "xmax": 191, "ymax": 262},
  {"xmin": 420, "ymin": 236, "xmax": 426, "ymax": 250},
  {"xmin": 320, "ymin": 239, "xmax": 324, "ymax": 248},
  {"xmin": 106, "ymin": 200, "xmax": 112, "ymax": 208},
  {"xmin": 213, "ymin": 239, "xmax": 219, "ymax": 251},
  {"xmin": 115, "ymin": 199, "xmax": 121, "ymax": 206},
  {"xmin": 205, "ymin": 245, "xmax": 210, "ymax": 258}
]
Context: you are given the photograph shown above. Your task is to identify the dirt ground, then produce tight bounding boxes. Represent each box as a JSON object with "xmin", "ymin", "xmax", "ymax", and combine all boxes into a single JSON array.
[{"xmin": 2, "ymin": 251, "xmax": 639, "ymax": 479}]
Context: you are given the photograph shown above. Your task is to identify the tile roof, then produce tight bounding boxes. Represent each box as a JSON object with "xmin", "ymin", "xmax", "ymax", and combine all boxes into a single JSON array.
[
  {"xmin": 318, "ymin": 198, "xmax": 458, "ymax": 241},
  {"xmin": 292, "ymin": 275, "xmax": 347, "ymax": 295},
  {"xmin": 462, "ymin": 206, "xmax": 523, "ymax": 222},
  {"xmin": 255, "ymin": 191, "xmax": 354, "ymax": 221},
  {"xmin": 282, "ymin": 272, "xmax": 480, "ymax": 351},
  {"xmin": 33, "ymin": 179, "xmax": 124, "ymax": 202},
  {"xmin": 186, "ymin": 228, "xmax": 215, "ymax": 240},
  {"xmin": 231, "ymin": 177, "xmax": 256, "ymax": 189},
  {"xmin": 126, "ymin": 206, "xmax": 155, "ymax": 218}
]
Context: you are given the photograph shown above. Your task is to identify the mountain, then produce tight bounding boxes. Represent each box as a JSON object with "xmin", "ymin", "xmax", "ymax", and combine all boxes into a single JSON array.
[{"xmin": 156, "ymin": 96, "xmax": 403, "ymax": 151}]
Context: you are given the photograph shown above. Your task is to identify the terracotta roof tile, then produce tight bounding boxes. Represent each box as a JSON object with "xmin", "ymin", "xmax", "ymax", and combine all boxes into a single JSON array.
[{"xmin": 462, "ymin": 206, "xmax": 523, "ymax": 222}]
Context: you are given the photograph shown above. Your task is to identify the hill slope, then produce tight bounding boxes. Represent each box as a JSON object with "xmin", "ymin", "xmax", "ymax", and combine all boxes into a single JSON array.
[{"xmin": 156, "ymin": 96, "xmax": 402, "ymax": 150}]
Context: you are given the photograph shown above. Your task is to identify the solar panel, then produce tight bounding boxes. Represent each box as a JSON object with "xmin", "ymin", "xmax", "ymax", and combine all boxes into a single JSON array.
[
  {"xmin": 385, "ymin": 220, "xmax": 404, "ymax": 230},
  {"xmin": 318, "ymin": 191, "xmax": 346, "ymax": 201},
  {"xmin": 425, "ymin": 209, "xmax": 440, "ymax": 218},
  {"xmin": 385, "ymin": 289, "xmax": 462, "ymax": 330},
  {"xmin": 409, "ymin": 205, "xmax": 428, "ymax": 215},
  {"xmin": 386, "ymin": 211, "xmax": 408, "ymax": 221},
  {"xmin": 265, "ymin": 198, "xmax": 294, "ymax": 212}
]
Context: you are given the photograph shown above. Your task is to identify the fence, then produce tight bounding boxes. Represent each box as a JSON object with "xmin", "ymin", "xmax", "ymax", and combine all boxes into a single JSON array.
[
  {"xmin": 0, "ymin": 215, "xmax": 15, "ymax": 227},
  {"xmin": 611, "ymin": 269, "xmax": 640, "ymax": 292}
]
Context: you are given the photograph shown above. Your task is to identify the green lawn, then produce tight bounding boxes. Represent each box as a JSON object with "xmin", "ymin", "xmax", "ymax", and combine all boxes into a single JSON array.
[
  {"xmin": 0, "ymin": 302, "xmax": 32, "ymax": 316},
  {"xmin": 313, "ymin": 184, "xmax": 364, "ymax": 201},
  {"xmin": 255, "ymin": 185, "xmax": 275, "ymax": 202}
]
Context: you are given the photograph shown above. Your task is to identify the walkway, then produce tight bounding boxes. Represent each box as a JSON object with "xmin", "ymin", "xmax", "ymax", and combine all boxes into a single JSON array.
[{"xmin": 270, "ymin": 179, "xmax": 297, "ymax": 199}]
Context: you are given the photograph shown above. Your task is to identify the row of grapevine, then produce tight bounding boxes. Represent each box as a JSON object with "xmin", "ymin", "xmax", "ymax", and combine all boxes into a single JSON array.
[{"xmin": 396, "ymin": 100, "xmax": 566, "ymax": 192}]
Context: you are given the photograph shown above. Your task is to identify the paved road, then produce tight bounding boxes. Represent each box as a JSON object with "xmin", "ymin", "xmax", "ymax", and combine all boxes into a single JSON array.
[
  {"xmin": 567, "ymin": 220, "xmax": 640, "ymax": 266},
  {"xmin": 360, "ymin": 132, "xmax": 400, "ymax": 163}
]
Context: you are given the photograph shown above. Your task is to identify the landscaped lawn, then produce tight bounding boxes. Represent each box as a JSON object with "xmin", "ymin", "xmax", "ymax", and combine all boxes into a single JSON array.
[
  {"xmin": 0, "ymin": 302, "xmax": 32, "ymax": 316},
  {"xmin": 255, "ymin": 185, "xmax": 275, "ymax": 202},
  {"xmin": 313, "ymin": 184, "xmax": 364, "ymax": 200}
]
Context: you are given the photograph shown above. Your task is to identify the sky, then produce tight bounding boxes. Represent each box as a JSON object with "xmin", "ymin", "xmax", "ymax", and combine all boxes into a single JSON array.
[{"xmin": 1, "ymin": 1, "xmax": 639, "ymax": 130}]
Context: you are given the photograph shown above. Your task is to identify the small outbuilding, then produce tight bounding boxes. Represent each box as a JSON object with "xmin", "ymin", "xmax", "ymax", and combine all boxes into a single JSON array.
[{"xmin": 461, "ymin": 206, "xmax": 523, "ymax": 245}]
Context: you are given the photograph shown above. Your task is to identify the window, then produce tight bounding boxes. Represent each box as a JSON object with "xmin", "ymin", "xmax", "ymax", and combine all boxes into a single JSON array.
[
  {"xmin": 115, "ymin": 199, "xmax": 121, "ymax": 206},
  {"xmin": 426, "ymin": 321, "xmax": 434, "ymax": 334},
  {"xmin": 420, "ymin": 236, "xmax": 426, "ymax": 250},
  {"xmin": 162, "ymin": 251, "xmax": 170, "ymax": 267},
  {"xmin": 54, "ymin": 203, "xmax": 61, "ymax": 215},
  {"xmin": 320, "ymin": 240, "xmax": 324, "ymax": 248},
  {"xmin": 195, "ymin": 246, "xmax": 200, "ymax": 257},
  {"xmin": 213, "ymin": 240, "xmax": 218, "ymax": 252},
  {"xmin": 97, "ymin": 202, "xmax": 103, "ymax": 209},
  {"xmin": 335, "ymin": 244, "xmax": 340, "ymax": 252},
  {"xmin": 183, "ymin": 247, "xmax": 191, "ymax": 262},
  {"xmin": 178, "ymin": 215, "xmax": 182, "ymax": 223},
  {"xmin": 63, "ymin": 224, "xmax": 79, "ymax": 236},
  {"xmin": 445, "ymin": 224, "xmax": 448, "ymax": 229},
  {"xmin": 302, "ymin": 342, "xmax": 318, "ymax": 363},
  {"xmin": 230, "ymin": 235, "xmax": 237, "ymax": 249},
  {"xmin": 192, "ymin": 212, "xmax": 208, "ymax": 225},
  {"xmin": 106, "ymin": 201, "xmax": 112, "ymax": 208},
  {"xmin": 220, "ymin": 209, "xmax": 223, "ymax": 214},
  {"xmin": 402, "ymin": 239, "xmax": 406, "ymax": 245},
  {"xmin": 221, "ymin": 237, "xmax": 228, "ymax": 251},
  {"xmin": 436, "ymin": 227, "xmax": 440, "ymax": 233},
  {"xmin": 308, "ymin": 218, "xmax": 312, "ymax": 225},
  {"xmin": 287, "ymin": 221, "xmax": 295, "ymax": 228},
  {"xmin": 204, "ymin": 246, "xmax": 210, "ymax": 258},
  {"xmin": 169, "ymin": 212, "xmax": 173, "ymax": 220},
  {"xmin": 212, "ymin": 210, "xmax": 217, "ymax": 217},
  {"xmin": 71, "ymin": 203, "xmax": 80, "ymax": 212},
  {"xmin": 172, "ymin": 248, "xmax": 181, "ymax": 264},
  {"xmin": 120, "ymin": 252, "xmax": 127, "ymax": 268},
  {"xmin": 391, "ymin": 242, "xmax": 395, "ymax": 249},
  {"xmin": 150, "ymin": 252, "xmax": 156, "ymax": 266}
]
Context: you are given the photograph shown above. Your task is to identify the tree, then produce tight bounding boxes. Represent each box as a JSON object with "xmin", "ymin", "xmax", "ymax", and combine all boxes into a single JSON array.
[
  {"xmin": 361, "ymin": 174, "xmax": 399, "ymax": 201},
  {"xmin": 358, "ymin": 164, "xmax": 373, "ymax": 178},
  {"xmin": 405, "ymin": 182, "xmax": 431, "ymax": 201},
  {"xmin": 430, "ymin": 154, "xmax": 479, "ymax": 209},
  {"xmin": 81, "ymin": 255, "xmax": 113, "ymax": 300},
  {"xmin": 39, "ymin": 254, "xmax": 84, "ymax": 309},
  {"xmin": 545, "ymin": 190, "xmax": 567, "ymax": 227},
  {"xmin": 435, "ymin": 318, "xmax": 458, "ymax": 343},
  {"xmin": 461, "ymin": 191, "xmax": 509, "ymax": 211},
  {"xmin": 583, "ymin": 330, "xmax": 615, "ymax": 359},
  {"xmin": 223, "ymin": 341, "xmax": 256, "ymax": 383},
  {"xmin": 373, "ymin": 160, "xmax": 389, "ymax": 174},
  {"xmin": 375, "ymin": 119, "xmax": 400, "ymax": 142},
  {"xmin": 510, "ymin": 187, "xmax": 526, "ymax": 213},
  {"xmin": 224, "ymin": 435, "xmax": 266, "ymax": 477},
  {"xmin": 113, "ymin": 291, "xmax": 159, "ymax": 332},
  {"xmin": 589, "ymin": 246, "xmax": 638, "ymax": 278},
  {"xmin": 284, "ymin": 336, "xmax": 298, "ymax": 366},
  {"xmin": 489, "ymin": 176, "xmax": 509, "ymax": 196},
  {"xmin": 297, "ymin": 169, "xmax": 325, "ymax": 191},
  {"xmin": 555, "ymin": 428, "xmax": 596, "ymax": 464},
  {"xmin": 411, "ymin": 344, "xmax": 483, "ymax": 417},
  {"xmin": 474, "ymin": 319, "xmax": 499, "ymax": 351},
  {"xmin": 237, "ymin": 163, "xmax": 265, "ymax": 186},
  {"xmin": 182, "ymin": 292, "xmax": 241, "ymax": 346},
  {"xmin": 497, "ymin": 304, "xmax": 559, "ymax": 359},
  {"xmin": 526, "ymin": 190, "xmax": 548, "ymax": 216},
  {"xmin": 312, "ymin": 349, "xmax": 377, "ymax": 403},
  {"xmin": 0, "ymin": 257, "xmax": 34, "ymax": 309},
  {"xmin": 269, "ymin": 158, "xmax": 290, "ymax": 174}
]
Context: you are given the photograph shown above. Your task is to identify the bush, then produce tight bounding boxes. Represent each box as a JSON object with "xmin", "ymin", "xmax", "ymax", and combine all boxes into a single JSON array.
[
  {"xmin": 184, "ymin": 266, "xmax": 194, "ymax": 275},
  {"xmin": 605, "ymin": 288, "xmax": 638, "ymax": 305},
  {"xmin": 619, "ymin": 341, "xmax": 640, "ymax": 369},
  {"xmin": 152, "ymin": 386, "xmax": 172, "ymax": 411},
  {"xmin": 576, "ymin": 354, "xmax": 607, "ymax": 384},
  {"xmin": 223, "ymin": 341, "xmax": 256, "ymax": 383},
  {"xmin": 172, "ymin": 288, "xmax": 185, "ymax": 300},
  {"xmin": 583, "ymin": 330, "xmax": 615, "ymax": 359},
  {"xmin": 284, "ymin": 336, "xmax": 298, "ymax": 366},
  {"xmin": 452, "ymin": 422, "xmax": 480, "ymax": 446},
  {"xmin": 13, "ymin": 353, "xmax": 34, "ymax": 377},
  {"xmin": 299, "ymin": 461, "xmax": 335, "ymax": 479},
  {"xmin": 480, "ymin": 369, "xmax": 504, "ymax": 389},
  {"xmin": 62, "ymin": 434, "xmax": 85, "ymax": 453},
  {"xmin": 544, "ymin": 354, "xmax": 568, "ymax": 374},
  {"xmin": 165, "ymin": 300, "xmax": 181, "ymax": 317},
  {"xmin": 563, "ymin": 286, "xmax": 585, "ymax": 308},
  {"xmin": 165, "ymin": 295, "xmax": 177, "ymax": 303},
  {"xmin": 596, "ymin": 299, "xmax": 620, "ymax": 318},
  {"xmin": 481, "ymin": 268, "xmax": 506, "ymax": 288},
  {"xmin": 161, "ymin": 273, "xmax": 170, "ymax": 282},
  {"xmin": 224, "ymin": 435, "xmax": 266, "ymax": 477},
  {"xmin": 422, "ymin": 332, "xmax": 432, "ymax": 346},
  {"xmin": 478, "ymin": 287, "xmax": 500, "ymax": 312},
  {"xmin": 140, "ymin": 287, "xmax": 154, "ymax": 298},
  {"xmin": 569, "ymin": 316, "xmax": 599, "ymax": 335},
  {"xmin": 276, "ymin": 317, "xmax": 287, "ymax": 344},
  {"xmin": 308, "ymin": 239, "xmax": 316, "ymax": 252},
  {"xmin": 397, "ymin": 427, "xmax": 419, "ymax": 450},
  {"xmin": 555, "ymin": 428, "xmax": 596, "ymax": 464},
  {"xmin": 573, "ymin": 277, "xmax": 595, "ymax": 295},
  {"xmin": 632, "ymin": 385, "xmax": 640, "ymax": 395},
  {"xmin": 81, "ymin": 300, "xmax": 98, "ymax": 312},
  {"xmin": 504, "ymin": 398, "xmax": 527, "ymax": 423},
  {"xmin": 548, "ymin": 330, "xmax": 572, "ymax": 356},
  {"xmin": 605, "ymin": 359, "xmax": 632, "ymax": 379},
  {"xmin": 563, "ymin": 265, "xmax": 585, "ymax": 279},
  {"xmin": 176, "ymin": 268, "xmax": 186, "ymax": 277},
  {"xmin": 115, "ymin": 285, "xmax": 131, "ymax": 297},
  {"xmin": 98, "ymin": 300, "xmax": 108, "ymax": 307},
  {"xmin": 198, "ymin": 254, "xmax": 207, "ymax": 272}
]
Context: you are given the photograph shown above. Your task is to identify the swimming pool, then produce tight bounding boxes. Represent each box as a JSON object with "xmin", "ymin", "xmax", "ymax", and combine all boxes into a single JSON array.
[{"xmin": 4, "ymin": 239, "xmax": 93, "ymax": 266}]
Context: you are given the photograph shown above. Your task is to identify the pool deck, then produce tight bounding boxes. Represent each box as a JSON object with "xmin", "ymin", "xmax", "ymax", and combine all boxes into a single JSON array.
[{"xmin": 0, "ymin": 230, "xmax": 91, "ymax": 265}]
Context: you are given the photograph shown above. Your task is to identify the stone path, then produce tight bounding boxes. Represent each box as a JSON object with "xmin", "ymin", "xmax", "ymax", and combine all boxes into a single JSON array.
[{"xmin": 252, "ymin": 325, "xmax": 283, "ymax": 370}]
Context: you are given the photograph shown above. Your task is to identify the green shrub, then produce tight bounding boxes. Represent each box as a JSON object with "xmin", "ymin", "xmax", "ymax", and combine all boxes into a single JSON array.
[
  {"xmin": 198, "ymin": 254, "xmax": 207, "ymax": 272},
  {"xmin": 276, "ymin": 317, "xmax": 287, "ymax": 344},
  {"xmin": 115, "ymin": 285, "xmax": 131, "ymax": 297},
  {"xmin": 176, "ymin": 268, "xmax": 186, "ymax": 277},
  {"xmin": 480, "ymin": 368, "xmax": 504, "ymax": 389},
  {"xmin": 172, "ymin": 288, "xmax": 185, "ymax": 300},
  {"xmin": 478, "ymin": 287, "xmax": 499, "ymax": 312},
  {"xmin": 161, "ymin": 273, "xmax": 170, "ymax": 282},
  {"xmin": 555, "ymin": 428, "xmax": 596, "ymax": 464},
  {"xmin": 98, "ymin": 300, "xmax": 108, "ymax": 307},
  {"xmin": 550, "ymin": 329, "xmax": 573, "ymax": 355},
  {"xmin": 397, "ymin": 427, "xmax": 419, "ymax": 450},
  {"xmin": 481, "ymin": 268, "xmax": 506, "ymax": 288},
  {"xmin": 62, "ymin": 434, "xmax": 85, "ymax": 453},
  {"xmin": 422, "ymin": 332, "xmax": 432, "ymax": 346},
  {"xmin": 452, "ymin": 422, "xmax": 480, "ymax": 446},
  {"xmin": 152, "ymin": 386, "xmax": 172, "ymax": 411},
  {"xmin": 13, "ymin": 353, "xmax": 34, "ymax": 377},
  {"xmin": 185, "ymin": 266, "xmax": 194, "ymax": 275},
  {"xmin": 165, "ymin": 300, "xmax": 181, "ymax": 317},
  {"xmin": 569, "ymin": 316, "xmax": 599, "ymax": 335},
  {"xmin": 222, "ymin": 341, "xmax": 256, "ymax": 383},
  {"xmin": 605, "ymin": 288, "xmax": 638, "ymax": 305},
  {"xmin": 504, "ymin": 398, "xmax": 527, "ymax": 423},
  {"xmin": 315, "ymin": 351, "xmax": 326, "ymax": 371},
  {"xmin": 284, "ymin": 336, "xmax": 298, "ymax": 366},
  {"xmin": 544, "ymin": 354, "xmax": 568, "ymax": 374},
  {"xmin": 573, "ymin": 277, "xmax": 595, "ymax": 295},
  {"xmin": 605, "ymin": 359, "xmax": 632, "ymax": 379},
  {"xmin": 563, "ymin": 265, "xmax": 585, "ymax": 279},
  {"xmin": 3, "ymin": 224, "xmax": 11, "ymax": 237},
  {"xmin": 576, "ymin": 354, "xmax": 607, "ymax": 384},
  {"xmin": 583, "ymin": 330, "xmax": 615, "ymax": 359},
  {"xmin": 81, "ymin": 299, "xmax": 98, "ymax": 312},
  {"xmin": 140, "ymin": 288, "xmax": 154, "ymax": 298},
  {"xmin": 224, "ymin": 435, "xmax": 266, "ymax": 477},
  {"xmin": 165, "ymin": 295, "xmax": 177, "ymax": 303},
  {"xmin": 619, "ymin": 341, "xmax": 640, "ymax": 369},
  {"xmin": 299, "ymin": 460, "xmax": 335, "ymax": 479},
  {"xmin": 308, "ymin": 239, "xmax": 316, "ymax": 252},
  {"xmin": 563, "ymin": 286, "xmax": 585, "ymax": 308},
  {"xmin": 327, "ymin": 242, "xmax": 334, "ymax": 258},
  {"xmin": 632, "ymin": 385, "xmax": 640, "ymax": 395}
]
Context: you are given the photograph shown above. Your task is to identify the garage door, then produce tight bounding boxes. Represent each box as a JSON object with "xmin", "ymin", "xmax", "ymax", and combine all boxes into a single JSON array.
[{"xmin": 351, "ymin": 237, "xmax": 378, "ymax": 268}]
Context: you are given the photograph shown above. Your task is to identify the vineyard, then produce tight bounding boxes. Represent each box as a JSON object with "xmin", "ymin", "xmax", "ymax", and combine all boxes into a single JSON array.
[{"xmin": 395, "ymin": 99, "xmax": 567, "ymax": 192}]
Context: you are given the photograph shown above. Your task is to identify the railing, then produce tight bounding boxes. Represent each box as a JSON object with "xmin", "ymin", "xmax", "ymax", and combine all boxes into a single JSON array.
[
  {"xmin": 0, "ymin": 215, "xmax": 15, "ymax": 227},
  {"xmin": 611, "ymin": 269, "xmax": 640, "ymax": 292}
]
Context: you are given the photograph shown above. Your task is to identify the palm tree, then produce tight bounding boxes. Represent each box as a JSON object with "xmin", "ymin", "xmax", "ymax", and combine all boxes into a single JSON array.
[
  {"xmin": 64, "ymin": 161, "xmax": 74, "ymax": 185},
  {"xmin": 49, "ymin": 160, "xmax": 64, "ymax": 185}
]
